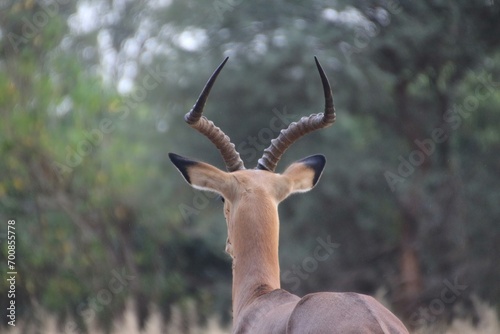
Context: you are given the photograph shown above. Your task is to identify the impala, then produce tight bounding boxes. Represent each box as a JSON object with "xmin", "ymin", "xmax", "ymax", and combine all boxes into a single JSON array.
[{"xmin": 169, "ymin": 57, "xmax": 409, "ymax": 333}]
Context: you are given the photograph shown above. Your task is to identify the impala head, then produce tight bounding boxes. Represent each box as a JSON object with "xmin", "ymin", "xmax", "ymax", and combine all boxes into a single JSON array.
[{"xmin": 169, "ymin": 57, "xmax": 336, "ymax": 258}]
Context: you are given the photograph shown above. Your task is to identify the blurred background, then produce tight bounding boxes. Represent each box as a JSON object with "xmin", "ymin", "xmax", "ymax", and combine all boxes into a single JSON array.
[{"xmin": 1, "ymin": 0, "xmax": 499, "ymax": 333}]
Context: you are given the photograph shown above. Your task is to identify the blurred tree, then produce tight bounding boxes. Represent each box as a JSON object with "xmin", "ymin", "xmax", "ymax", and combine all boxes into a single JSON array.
[
  {"xmin": 335, "ymin": 0, "xmax": 500, "ymax": 325},
  {"xmin": 0, "ymin": 1, "xmax": 232, "ymax": 332}
]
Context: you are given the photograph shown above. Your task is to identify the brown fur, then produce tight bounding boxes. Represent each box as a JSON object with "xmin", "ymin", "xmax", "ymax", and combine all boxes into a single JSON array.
[{"xmin": 170, "ymin": 155, "xmax": 409, "ymax": 334}]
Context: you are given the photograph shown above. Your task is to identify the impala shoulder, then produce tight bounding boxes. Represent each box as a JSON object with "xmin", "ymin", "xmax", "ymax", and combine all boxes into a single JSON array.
[
  {"xmin": 287, "ymin": 292, "xmax": 409, "ymax": 334},
  {"xmin": 234, "ymin": 289, "xmax": 300, "ymax": 334}
]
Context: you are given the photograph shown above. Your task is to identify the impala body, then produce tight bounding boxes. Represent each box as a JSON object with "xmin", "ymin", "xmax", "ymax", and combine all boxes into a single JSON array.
[{"xmin": 169, "ymin": 58, "xmax": 409, "ymax": 333}]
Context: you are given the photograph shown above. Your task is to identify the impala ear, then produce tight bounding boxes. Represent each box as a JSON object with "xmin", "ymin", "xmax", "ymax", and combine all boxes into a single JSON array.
[
  {"xmin": 169, "ymin": 153, "xmax": 232, "ymax": 196},
  {"xmin": 282, "ymin": 154, "xmax": 326, "ymax": 194},
  {"xmin": 168, "ymin": 153, "xmax": 197, "ymax": 184}
]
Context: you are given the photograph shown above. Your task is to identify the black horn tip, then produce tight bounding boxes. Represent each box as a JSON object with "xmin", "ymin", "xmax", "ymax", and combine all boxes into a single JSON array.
[
  {"xmin": 212, "ymin": 57, "xmax": 229, "ymax": 80},
  {"xmin": 188, "ymin": 57, "xmax": 230, "ymax": 121},
  {"xmin": 313, "ymin": 56, "xmax": 322, "ymax": 72},
  {"xmin": 314, "ymin": 56, "xmax": 334, "ymax": 117},
  {"xmin": 314, "ymin": 56, "xmax": 331, "ymax": 92}
]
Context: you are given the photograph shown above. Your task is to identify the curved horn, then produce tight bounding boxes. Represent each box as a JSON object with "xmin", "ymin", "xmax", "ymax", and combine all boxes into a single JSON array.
[
  {"xmin": 257, "ymin": 56, "xmax": 336, "ymax": 172},
  {"xmin": 184, "ymin": 57, "xmax": 245, "ymax": 172}
]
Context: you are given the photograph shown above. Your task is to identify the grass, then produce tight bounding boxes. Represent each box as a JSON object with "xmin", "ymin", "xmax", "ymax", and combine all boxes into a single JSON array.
[{"xmin": 5, "ymin": 298, "xmax": 499, "ymax": 333}]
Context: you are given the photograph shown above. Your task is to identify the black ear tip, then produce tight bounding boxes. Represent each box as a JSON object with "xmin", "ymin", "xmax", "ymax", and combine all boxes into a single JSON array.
[
  {"xmin": 298, "ymin": 154, "xmax": 326, "ymax": 186},
  {"xmin": 168, "ymin": 152, "xmax": 182, "ymax": 163},
  {"xmin": 168, "ymin": 153, "xmax": 197, "ymax": 184},
  {"xmin": 169, "ymin": 152, "xmax": 194, "ymax": 165},
  {"xmin": 168, "ymin": 153, "xmax": 183, "ymax": 167},
  {"xmin": 298, "ymin": 154, "xmax": 326, "ymax": 167},
  {"xmin": 314, "ymin": 154, "xmax": 326, "ymax": 166}
]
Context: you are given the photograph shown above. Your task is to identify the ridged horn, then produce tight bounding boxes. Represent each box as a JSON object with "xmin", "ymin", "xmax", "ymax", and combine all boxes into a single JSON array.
[
  {"xmin": 257, "ymin": 56, "xmax": 336, "ymax": 172},
  {"xmin": 184, "ymin": 57, "xmax": 245, "ymax": 172}
]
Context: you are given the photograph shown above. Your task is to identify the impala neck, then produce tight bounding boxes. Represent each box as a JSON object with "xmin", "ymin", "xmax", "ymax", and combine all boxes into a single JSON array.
[{"xmin": 231, "ymin": 198, "xmax": 281, "ymax": 320}]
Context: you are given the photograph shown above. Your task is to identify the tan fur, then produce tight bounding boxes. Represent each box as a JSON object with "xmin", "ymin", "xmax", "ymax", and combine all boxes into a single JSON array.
[{"xmin": 173, "ymin": 158, "xmax": 409, "ymax": 333}]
